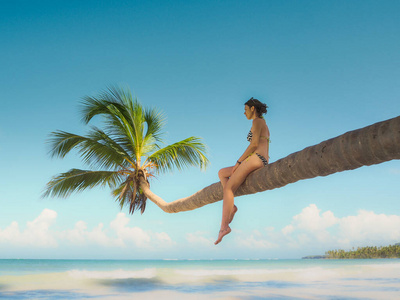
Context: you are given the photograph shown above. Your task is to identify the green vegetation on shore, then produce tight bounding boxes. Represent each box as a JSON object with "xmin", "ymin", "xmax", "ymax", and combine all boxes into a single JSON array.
[
  {"xmin": 325, "ymin": 244, "xmax": 400, "ymax": 259},
  {"xmin": 302, "ymin": 255, "xmax": 326, "ymax": 259},
  {"xmin": 303, "ymin": 243, "xmax": 400, "ymax": 259}
]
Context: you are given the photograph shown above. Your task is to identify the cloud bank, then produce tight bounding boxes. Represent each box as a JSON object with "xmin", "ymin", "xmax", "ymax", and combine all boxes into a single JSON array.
[
  {"xmin": 0, "ymin": 210, "xmax": 174, "ymax": 252},
  {"xmin": 235, "ymin": 204, "xmax": 400, "ymax": 253},
  {"xmin": 1, "ymin": 205, "xmax": 400, "ymax": 258}
]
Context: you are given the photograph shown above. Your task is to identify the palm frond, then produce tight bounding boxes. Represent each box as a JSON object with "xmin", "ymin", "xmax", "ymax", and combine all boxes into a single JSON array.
[
  {"xmin": 47, "ymin": 129, "xmax": 130, "ymax": 170},
  {"xmin": 42, "ymin": 169, "xmax": 122, "ymax": 198},
  {"xmin": 139, "ymin": 106, "xmax": 166, "ymax": 156},
  {"xmin": 128, "ymin": 184, "xmax": 140, "ymax": 214},
  {"xmin": 144, "ymin": 106, "xmax": 166, "ymax": 143},
  {"xmin": 128, "ymin": 100, "xmax": 145, "ymax": 159},
  {"xmin": 111, "ymin": 178, "xmax": 147, "ymax": 214},
  {"xmin": 146, "ymin": 137, "xmax": 209, "ymax": 174},
  {"xmin": 141, "ymin": 135, "xmax": 160, "ymax": 157},
  {"xmin": 126, "ymin": 185, "xmax": 148, "ymax": 215},
  {"xmin": 80, "ymin": 86, "xmax": 139, "ymax": 156},
  {"xmin": 80, "ymin": 85, "xmax": 130, "ymax": 123},
  {"xmin": 111, "ymin": 183, "xmax": 125, "ymax": 198},
  {"xmin": 112, "ymin": 177, "xmax": 133, "ymax": 209},
  {"xmin": 87, "ymin": 127, "xmax": 134, "ymax": 167}
]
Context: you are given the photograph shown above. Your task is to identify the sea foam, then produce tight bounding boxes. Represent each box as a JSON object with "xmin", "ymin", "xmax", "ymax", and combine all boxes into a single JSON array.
[{"xmin": 67, "ymin": 268, "xmax": 157, "ymax": 279}]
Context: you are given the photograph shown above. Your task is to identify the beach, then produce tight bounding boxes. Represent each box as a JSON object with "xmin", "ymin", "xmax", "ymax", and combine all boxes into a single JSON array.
[{"xmin": 1, "ymin": 259, "xmax": 400, "ymax": 299}]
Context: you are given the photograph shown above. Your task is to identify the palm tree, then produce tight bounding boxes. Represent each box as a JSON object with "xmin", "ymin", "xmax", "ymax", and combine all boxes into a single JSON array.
[
  {"xmin": 43, "ymin": 86, "xmax": 209, "ymax": 214},
  {"xmin": 139, "ymin": 114, "xmax": 400, "ymax": 213},
  {"xmin": 45, "ymin": 87, "xmax": 400, "ymax": 214}
]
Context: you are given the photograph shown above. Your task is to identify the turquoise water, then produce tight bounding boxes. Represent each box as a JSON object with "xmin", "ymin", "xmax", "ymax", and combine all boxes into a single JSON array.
[{"xmin": 1, "ymin": 259, "xmax": 400, "ymax": 299}]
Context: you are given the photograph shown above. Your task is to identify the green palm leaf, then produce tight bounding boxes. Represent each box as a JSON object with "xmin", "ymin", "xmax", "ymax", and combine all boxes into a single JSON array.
[
  {"xmin": 80, "ymin": 86, "xmax": 138, "ymax": 156},
  {"xmin": 80, "ymin": 85, "xmax": 131, "ymax": 124},
  {"xmin": 144, "ymin": 106, "xmax": 166, "ymax": 143},
  {"xmin": 43, "ymin": 169, "xmax": 122, "ymax": 198},
  {"xmin": 47, "ymin": 129, "xmax": 130, "ymax": 170},
  {"xmin": 111, "ymin": 177, "xmax": 135, "ymax": 209},
  {"xmin": 147, "ymin": 137, "xmax": 209, "ymax": 174}
]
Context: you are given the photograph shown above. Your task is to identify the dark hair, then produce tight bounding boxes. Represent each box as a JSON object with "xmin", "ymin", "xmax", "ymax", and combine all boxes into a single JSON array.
[{"xmin": 244, "ymin": 97, "xmax": 268, "ymax": 117}]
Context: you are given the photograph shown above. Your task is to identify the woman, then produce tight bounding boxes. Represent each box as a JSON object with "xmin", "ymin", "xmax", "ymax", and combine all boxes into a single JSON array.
[{"xmin": 215, "ymin": 98, "xmax": 270, "ymax": 245}]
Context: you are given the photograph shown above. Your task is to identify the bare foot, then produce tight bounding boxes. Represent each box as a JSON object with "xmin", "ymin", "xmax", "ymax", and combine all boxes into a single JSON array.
[
  {"xmin": 214, "ymin": 226, "xmax": 231, "ymax": 245},
  {"xmin": 229, "ymin": 205, "xmax": 238, "ymax": 224}
]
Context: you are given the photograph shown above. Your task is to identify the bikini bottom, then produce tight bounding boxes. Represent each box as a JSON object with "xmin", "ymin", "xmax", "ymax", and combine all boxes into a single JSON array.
[
  {"xmin": 244, "ymin": 152, "xmax": 269, "ymax": 166},
  {"xmin": 255, "ymin": 153, "xmax": 268, "ymax": 166}
]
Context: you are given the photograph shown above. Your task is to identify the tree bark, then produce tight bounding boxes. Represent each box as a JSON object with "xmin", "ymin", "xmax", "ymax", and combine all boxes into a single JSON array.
[{"xmin": 140, "ymin": 116, "xmax": 400, "ymax": 213}]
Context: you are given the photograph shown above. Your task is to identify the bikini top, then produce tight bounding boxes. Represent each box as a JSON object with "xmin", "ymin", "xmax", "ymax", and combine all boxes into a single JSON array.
[{"xmin": 247, "ymin": 130, "xmax": 270, "ymax": 142}]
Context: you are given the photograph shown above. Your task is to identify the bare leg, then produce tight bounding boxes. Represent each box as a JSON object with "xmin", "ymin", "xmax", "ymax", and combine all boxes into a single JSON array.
[
  {"xmin": 229, "ymin": 205, "xmax": 238, "ymax": 223},
  {"xmin": 215, "ymin": 155, "xmax": 263, "ymax": 245},
  {"xmin": 214, "ymin": 186, "xmax": 234, "ymax": 245},
  {"xmin": 218, "ymin": 166, "xmax": 238, "ymax": 225},
  {"xmin": 218, "ymin": 166, "xmax": 233, "ymax": 189}
]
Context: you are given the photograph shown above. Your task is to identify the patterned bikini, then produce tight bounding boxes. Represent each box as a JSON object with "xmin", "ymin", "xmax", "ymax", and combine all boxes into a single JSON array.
[{"xmin": 246, "ymin": 130, "xmax": 269, "ymax": 166}]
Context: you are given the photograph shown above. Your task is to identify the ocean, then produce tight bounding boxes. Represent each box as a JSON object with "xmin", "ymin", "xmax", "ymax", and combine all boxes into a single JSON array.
[{"xmin": 0, "ymin": 259, "xmax": 399, "ymax": 299}]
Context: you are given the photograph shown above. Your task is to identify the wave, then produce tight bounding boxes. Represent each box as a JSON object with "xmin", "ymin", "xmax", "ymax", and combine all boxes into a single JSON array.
[
  {"xmin": 66, "ymin": 267, "xmax": 313, "ymax": 284},
  {"xmin": 2, "ymin": 262, "xmax": 400, "ymax": 300},
  {"xmin": 66, "ymin": 262, "xmax": 400, "ymax": 282},
  {"xmin": 67, "ymin": 268, "xmax": 157, "ymax": 280},
  {"xmin": 176, "ymin": 268, "xmax": 279, "ymax": 277},
  {"xmin": 174, "ymin": 264, "xmax": 400, "ymax": 282}
]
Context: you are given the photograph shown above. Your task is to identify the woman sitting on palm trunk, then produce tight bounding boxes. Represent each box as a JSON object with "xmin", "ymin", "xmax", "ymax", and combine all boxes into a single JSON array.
[{"xmin": 215, "ymin": 98, "xmax": 270, "ymax": 245}]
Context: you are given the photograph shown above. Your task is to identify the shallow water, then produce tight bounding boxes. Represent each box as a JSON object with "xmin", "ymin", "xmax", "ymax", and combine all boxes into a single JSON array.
[{"xmin": 1, "ymin": 259, "xmax": 399, "ymax": 299}]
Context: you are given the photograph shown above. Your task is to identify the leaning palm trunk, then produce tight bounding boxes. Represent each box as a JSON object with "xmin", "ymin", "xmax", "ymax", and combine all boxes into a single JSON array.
[{"xmin": 140, "ymin": 115, "xmax": 400, "ymax": 213}]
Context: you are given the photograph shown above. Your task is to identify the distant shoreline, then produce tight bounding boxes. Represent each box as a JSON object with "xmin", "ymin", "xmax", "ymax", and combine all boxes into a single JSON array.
[
  {"xmin": 302, "ymin": 256, "xmax": 400, "ymax": 259},
  {"xmin": 302, "ymin": 255, "xmax": 327, "ymax": 259},
  {"xmin": 303, "ymin": 243, "xmax": 400, "ymax": 259}
]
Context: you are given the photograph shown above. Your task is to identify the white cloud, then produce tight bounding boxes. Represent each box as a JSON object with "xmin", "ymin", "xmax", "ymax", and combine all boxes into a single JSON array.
[
  {"xmin": 110, "ymin": 213, "xmax": 151, "ymax": 248},
  {"xmin": 235, "ymin": 229, "xmax": 278, "ymax": 249},
  {"xmin": 63, "ymin": 220, "xmax": 88, "ymax": 245},
  {"xmin": 186, "ymin": 231, "xmax": 213, "ymax": 246},
  {"xmin": 0, "ymin": 209, "xmax": 58, "ymax": 248},
  {"xmin": 292, "ymin": 204, "xmax": 338, "ymax": 231},
  {"xmin": 155, "ymin": 232, "xmax": 173, "ymax": 244},
  {"xmin": 337, "ymin": 210, "xmax": 400, "ymax": 247},
  {"xmin": 282, "ymin": 224, "xmax": 294, "ymax": 235},
  {"xmin": 282, "ymin": 204, "xmax": 339, "ymax": 245},
  {"xmin": 233, "ymin": 204, "xmax": 400, "ymax": 251},
  {"xmin": 3, "ymin": 206, "xmax": 399, "ymax": 256},
  {"xmin": 0, "ymin": 209, "xmax": 173, "ymax": 251},
  {"xmin": 63, "ymin": 221, "xmax": 112, "ymax": 247},
  {"xmin": 0, "ymin": 222, "xmax": 22, "ymax": 244}
]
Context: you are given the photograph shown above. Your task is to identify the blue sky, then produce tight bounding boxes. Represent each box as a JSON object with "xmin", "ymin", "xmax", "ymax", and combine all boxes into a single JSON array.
[{"xmin": 1, "ymin": 0, "xmax": 399, "ymax": 259}]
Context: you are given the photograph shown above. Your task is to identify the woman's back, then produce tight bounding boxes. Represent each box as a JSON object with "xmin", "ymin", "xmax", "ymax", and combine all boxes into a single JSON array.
[{"xmin": 251, "ymin": 118, "xmax": 270, "ymax": 162}]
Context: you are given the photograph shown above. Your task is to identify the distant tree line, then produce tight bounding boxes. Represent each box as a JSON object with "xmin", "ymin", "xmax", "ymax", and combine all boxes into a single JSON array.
[{"xmin": 325, "ymin": 244, "xmax": 400, "ymax": 259}]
